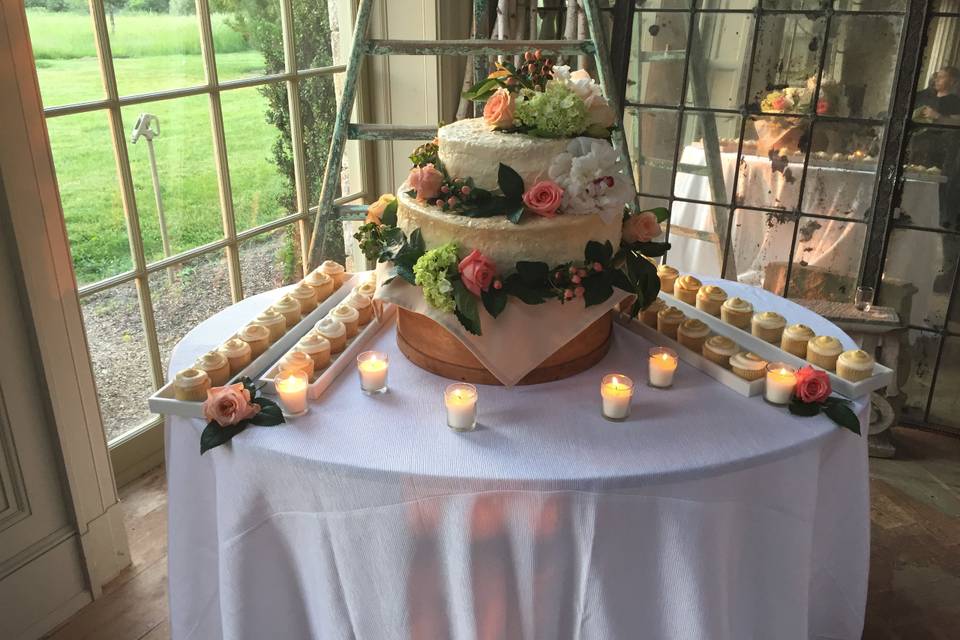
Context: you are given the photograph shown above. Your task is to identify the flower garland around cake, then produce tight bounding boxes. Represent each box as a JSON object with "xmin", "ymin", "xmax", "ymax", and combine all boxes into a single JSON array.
[{"xmin": 355, "ymin": 205, "xmax": 670, "ymax": 336}]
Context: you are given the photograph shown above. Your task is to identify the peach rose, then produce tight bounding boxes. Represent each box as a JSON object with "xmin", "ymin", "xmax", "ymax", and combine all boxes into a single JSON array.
[
  {"xmin": 202, "ymin": 383, "xmax": 260, "ymax": 427},
  {"xmin": 407, "ymin": 164, "xmax": 444, "ymax": 202},
  {"xmin": 522, "ymin": 180, "xmax": 564, "ymax": 218},
  {"xmin": 483, "ymin": 88, "xmax": 515, "ymax": 129},
  {"xmin": 795, "ymin": 366, "xmax": 832, "ymax": 404},
  {"xmin": 458, "ymin": 249, "xmax": 497, "ymax": 297},
  {"xmin": 365, "ymin": 194, "xmax": 396, "ymax": 225},
  {"xmin": 622, "ymin": 211, "xmax": 662, "ymax": 243},
  {"xmin": 586, "ymin": 98, "xmax": 616, "ymax": 130}
]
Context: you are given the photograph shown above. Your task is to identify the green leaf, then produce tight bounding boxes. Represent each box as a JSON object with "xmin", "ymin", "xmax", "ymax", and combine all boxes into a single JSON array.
[
  {"xmin": 381, "ymin": 199, "xmax": 398, "ymax": 227},
  {"xmin": 452, "ymin": 280, "xmax": 482, "ymax": 335},
  {"xmin": 200, "ymin": 421, "xmax": 247, "ymax": 455},
  {"xmin": 611, "ymin": 269, "xmax": 633, "ymax": 293},
  {"xmin": 506, "ymin": 205, "xmax": 525, "ymax": 225},
  {"xmin": 394, "ymin": 264, "xmax": 416, "ymax": 285},
  {"xmin": 632, "ymin": 241, "xmax": 671, "ymax": 257},
  {"xmin": 635, "ymin": 256, "xmax": 661, "ymax": 308},
  {"xmin": 788, "ymin": 397, "xmax": 821, "ymax": 417},
  {"xmin": 405, "ymin": 189, "xmax": 417, "ymax": 199},
  {"xmin": 481, "ymin": 287, "xmax": 508, "ymax": 318},
  {"xmin": 823, "ymin": 398, "xmax": 861, "ymax": 435},
  {"xmin": 503, "ymin": 273, "xmax": 550, "ymax": 304},
  {"xmin": 584, "ymin": 240, "xmax": 613, "ymax": 265},
  {"xmin": 498, "ymin": 163, "xmax": 526, "ymax": 202},
  {"xmin": 644, "ymin": 207, "xmax": 670, "ymax": 223},
  {"xmin": 408, "ymin": 228, "xmax": 425, "ymax": 255},
  {"xmin": 460, "ymin": 195, "xmax": 509, "ymax": 218},
  {"xmin": 582, "ymin": 276, "xmax": 614, "ymax": 307},
  {"xmin": 250, "ymin": 399, "xmax": 285, "ymax": 426},
  {"xmin": 462, "ymin": 77, "xmax": 501, "ymax": 101},
  {"xmin": 515, "ymin": 261, "xmax": 550, "ymax": 286}
]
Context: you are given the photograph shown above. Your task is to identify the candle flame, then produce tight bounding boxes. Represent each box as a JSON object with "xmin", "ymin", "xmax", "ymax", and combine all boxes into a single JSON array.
[
  {"xmin": 779, "ymin": 368, "xmax": 789, "ymax": 376},
  {"xmin": 611, "ymin": 376, "xmax": 620, "ymax": 385}
]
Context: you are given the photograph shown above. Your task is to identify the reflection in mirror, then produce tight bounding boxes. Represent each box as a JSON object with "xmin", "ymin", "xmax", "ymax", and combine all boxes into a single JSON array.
[
  {"xmin": 749, "ymin": 14, "xmax": 826, "ymax": 113},
  {"xmin": 739, "ymin": 116, "xmax": 811, "ymax": 211},
  {"xmin": 801, "ymin": 122, "xmax": 882, "ymax": 219},
  {"xmin": 684, "ymin": 12, "xmax": 754, "ymax": 110},
  {"xmin": 929, "ymin": 337, "xmax": 960, "ymax": 429},
  {"xmin": 624, "ymin": 108, "xmax": 679, "ymax": 198},
  {"xmin": 674, "ymin": 112, "xmax": 742, "ymax": 205},
  {"xmin": 884, "ymin": 228, "xmax": 958, "ymax": 329},
  {"xmin": 899, "ymin": 330, "xmax": 940, "ymax": 424},
  {"xmin": 628, "ymin": 9, "xmax": 689, "ymax": 107},
  {"xmin": 823, "ymin": 15, "xmax": 903, "ymax": 119}
]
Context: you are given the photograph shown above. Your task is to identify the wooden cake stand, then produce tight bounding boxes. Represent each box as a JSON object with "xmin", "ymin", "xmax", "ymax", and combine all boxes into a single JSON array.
[{"xmin": 396, "ymin": 308, "xmax": 612, "ymax": 385}]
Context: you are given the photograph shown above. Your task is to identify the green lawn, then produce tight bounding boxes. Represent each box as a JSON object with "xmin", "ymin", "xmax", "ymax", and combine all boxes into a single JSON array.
[{"xmin": 28, "ymin": 10, "xmax": 290, "ymax": 285}]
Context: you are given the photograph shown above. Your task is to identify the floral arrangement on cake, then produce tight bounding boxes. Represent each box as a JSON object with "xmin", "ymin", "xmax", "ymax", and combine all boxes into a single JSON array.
[{"xmin": 760, "ymin": 76, "xmax": 841, "ymax": 115}]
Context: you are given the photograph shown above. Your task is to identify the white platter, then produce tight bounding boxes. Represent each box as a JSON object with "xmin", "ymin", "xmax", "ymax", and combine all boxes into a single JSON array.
[
  {"xmin": 148, "ymin": 273, "xmax": 365, "ymax": 420},
  {"xmin": 658, "ymin": 289, "xmax": 893, "ymax": 399}
]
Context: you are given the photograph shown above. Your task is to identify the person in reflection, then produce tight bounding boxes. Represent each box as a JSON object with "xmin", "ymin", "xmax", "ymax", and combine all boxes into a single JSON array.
[{"xmin": 916, "ymin": 67, "xmax": 960, "ymax": 123}]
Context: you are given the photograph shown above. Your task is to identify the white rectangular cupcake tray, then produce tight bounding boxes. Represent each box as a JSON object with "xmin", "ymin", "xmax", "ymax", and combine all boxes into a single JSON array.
[
  {"xmin": 654, "ymin": 290, "xmax": 893, "ymax": 400},
  {"xmin": 149, "ymin": 273, "xmax": 364, "ymax": 420}
]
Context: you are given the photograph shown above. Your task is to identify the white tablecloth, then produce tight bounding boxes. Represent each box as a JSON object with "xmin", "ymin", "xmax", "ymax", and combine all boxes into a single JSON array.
[{"xmin": 166, "ymin": 279, "xmax": 869, "ymax": 640}]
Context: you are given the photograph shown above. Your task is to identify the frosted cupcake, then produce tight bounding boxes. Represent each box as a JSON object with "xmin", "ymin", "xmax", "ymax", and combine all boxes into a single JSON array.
[
  {"xmin": 330, "ymin": 304, "xmax": 360, "ymax": 338},
  {"xmin": 751, "ymin": 311, "xmax": 786, "ymax": 343},
  {"xmin": 702, "ymin": 335, "xmax": 739, "ymax": 369},
  {"xmin": 270, "ymin": 294, "xmax": 302, "ymax": 329},
  {"xmin": 315, "ymin": 317, "xmax": 347, "ymax": 353},
  {"xmin": 657, "ymin": 306, "xmax": 686, "ymax": 339},
  {"xmin": 277, "ymin": 350, "xmax": 315, "ymax": 380},
  {"xmin": 253, "ymin": 309, "xmax": 287, "ymax": 343},
  {"xmin": 677, "ymin": 318, "xmax": 711, "ymax": 352},
  {"xmin": 173, "ymin": 367, "xmax": 211, "ymax": 402},
  {"xmin": 319, "ymin": 260, "xmax": 348, "ymax": 289},
  {"xmin": 837, "ymin": 349, "xmax": 875, "ymax": 382},
  {"xmin": 720, "ymin": 297, "xmax": 754, "ymax": 330},
  {"xmin": 695, "ymin": 285, "xmax": 728, "ymax": 316},
  {"xmin": 296, "ymin": 331, "xmax": 332, "ymax": 371},
  {"xmin": 218, "ymin": 338, "xmax": 252, "ymax": 375},
  {"xmin": 781, "ymin": 323, "xmax": 816, "ymax": 358},
  {"xmin": 673, "ymin": 274, "xmax": 702, "ymax": 305},
  {"xmin": 807, "ymin": 335, "xmax": 844, "ymax": 371},
  {"xmin": 237, "ymin": 323, "xmax": 271, "ymax": 358},
  {"xmin": 290, "ymin": 281, "xmax": 319, "ymax": 315},
  {"xmin": 194, "ymin": 350, "xmax": 231, "ymax": 387},
  {"xmin": 640, "ymin": 298, "xmax": 667, "ymax": 328},
  {"xmin": 304, "ymin": 269, "xmax": 335, "ymax": 303},
  {"xmin": 353, "ymin": 280, "xmax": 377, "ymax": 300},
  {"xmin": 658, "ymin": 265, "xmax": 680, "ymax": 295},
  {"xmin": 730, "ymin": 352, "xmax": 768, "ymax": 381},
  {"xmin": 346, "ymin": 292, "xmax": 373, "ymax": 325}
]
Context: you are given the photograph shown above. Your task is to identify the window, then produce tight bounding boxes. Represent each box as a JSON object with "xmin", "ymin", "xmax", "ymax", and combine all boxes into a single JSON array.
[{"xmin": 28, "ymin": 0, "xmax": 365, "ymax": 443}]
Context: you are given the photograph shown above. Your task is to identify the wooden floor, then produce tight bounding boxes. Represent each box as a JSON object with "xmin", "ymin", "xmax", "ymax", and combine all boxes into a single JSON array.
[{"xmin": 44, "ymin": 426, "xmax": 960, "ymax": 640}]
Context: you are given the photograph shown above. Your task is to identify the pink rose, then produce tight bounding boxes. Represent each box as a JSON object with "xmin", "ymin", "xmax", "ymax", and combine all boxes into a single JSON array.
[
  {"xmin": 407, "ymin": 163, "xmax": 444, "ymax": 202},
  {"xmin": 816, "ymin": 99, "xmax": 830, "ymax": 115},
  {"xmin": 622, "ymin": 211, "xmax": 662, "ymax": 243},
  {"xmin": 771, "ymin": 96, "xmax": 787, "ymax": 111},
  {"xmin": 483, "ymin": 88, "xmax": 515, "ymax": 129},
  {"xmin": 795, "ymin": 366, "xmax": 832, "ymax": 404},
  {"xmin": 458, "ymin": 249, "xmax": 497, "ymax": 297},
  {"xmin": 202, "ymin": 383, "xmax": 260, "ymax": 427},
  {"xmin": 522, "ymin": 180, "xmax": 564, "ymax": 218}
]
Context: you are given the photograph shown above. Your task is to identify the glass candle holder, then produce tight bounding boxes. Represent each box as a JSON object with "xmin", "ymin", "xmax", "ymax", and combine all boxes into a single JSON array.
[
  {"xmin": 765, "ymin": 363, "xmax": 797, "ymax": 405},
  {"xmin": 444, "ymin": 383, "xmax": 478, "ymax": 431},
  {"xmin": 275, "ymin": 369, "xmax": 309, "ymax": 417},
  {"xmin": 357, "ymin": 351, "xmax": 389, "ymax": 394},
  {"xmin": 648, "ymin": 347, "xmax": 679, "ymax": 388},
  {"xmin": 600, "ymin": 374, "xmax": 634, "ymax": 421},
  {"xmin": 855, "ymin": 286, "xmax": 874, "ymax": 312}
]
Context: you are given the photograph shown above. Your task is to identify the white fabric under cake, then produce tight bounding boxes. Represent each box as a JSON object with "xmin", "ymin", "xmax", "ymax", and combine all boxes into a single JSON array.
[{"xmin": 166, "ymin": 281, "xmax": 869, "ymax": 640}]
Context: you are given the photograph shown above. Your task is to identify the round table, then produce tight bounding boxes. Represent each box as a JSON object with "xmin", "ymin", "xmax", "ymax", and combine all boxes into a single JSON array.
[{"xmin": 166, "ymin": 278, "xmax": 869, "ymax": 640}]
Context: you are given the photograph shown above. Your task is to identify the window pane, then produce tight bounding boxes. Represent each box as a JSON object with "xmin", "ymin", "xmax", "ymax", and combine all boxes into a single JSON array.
[
  {"xmin": 625, "ymin": 108, "xmax": 679, "ymax": 198},
  {"xmin": 665, "ymin": 202, "xmax": 728, "ymax": 279},
  {"xmin": 110, "ymin": 10, "xmax": 205, "ymax": 96},
  {"xmin": 122, "ymin": 96, "xmax": 222, "ymax": 262},
  {"xmin": 295, "ymin": 0, "xmax": 343, "ymax": 71},
  {"xmin": 801, "ymin": 122, "xmax": 883, "ymax": 219},
  {"xmin": 727, "ymin": 207, "xmax": 790, "ymax": 293},
  {"xmin": 81, "ymin": 283, "xmax": 155, "ymax": 442},
  {"xmin": 749, "ymin": 14, "xmax": 826, "ymax": 113},
  {"xmin": 28, "ymin": 5, "xmax": 104, "ymax": 107},
  {"xmin": 836, "ymin": 0, "xmax": 906, "ymax": 11},
  {"xmin": 929, "ymin": 337, "xmax": 960, "ymax": 428},
  {"xmin": 221, "ymin": 86, "xmax": 291, "ymax": 231},
  {"xmin": 740, "ymin": 115, "xmax": 811, "ymax": 211},
  {"xmin": 629, "ymin": 10, "xmax": 689, "ymax": 107},
  {"xmin": 674, "ymin": 111, "xmax": 742, "ymax": 204},
  {"xmin": 240, "ymin": 227, "xmax": 303, "ymax": 299},
  {"xmin": 787, "ymin": 215, "xmax": 866, "ymax": 302},
  {"xmin": 299, "ymin": 74, "xmax": 340, "ymax": 207},
  {"xmin": 685, "ymin": 12, "xmax": 754, "ymax": 110},
  {"xmin": 823, "ymin": 14, "xmax": 902, "ymax": 119},
  {"xmin": 884, "ymin": 227, "xmax": 958, "ymax": 329},
  {"xmin": 212, "ymin": 7, "xmax": 277, "ymax": 81},
  {"xmin": 900, "ymin": 329, "xmax": 940, "ymax": 424},
  {"xmin": 48, "ymin": 112, "xmax": 129, "ymax": 286}
]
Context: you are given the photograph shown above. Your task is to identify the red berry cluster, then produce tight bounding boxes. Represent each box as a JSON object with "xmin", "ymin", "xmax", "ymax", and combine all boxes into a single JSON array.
[
  {"xmin": 551, "ymin": 262, "xmax": 602, "ymax": 301},
  {"xmin": 432, "ymin": 177, "xmax": 476, "ymax": 212},
  {"xmin": 503, "ymin": 50, "xmax": 555, "ymax": 92}
]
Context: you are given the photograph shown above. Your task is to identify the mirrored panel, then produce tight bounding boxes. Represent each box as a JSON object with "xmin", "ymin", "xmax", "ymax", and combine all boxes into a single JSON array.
[
  {"xmin": 684, "ymin": 11, "xmax": 754, "ymax": 110},
  {"xmin": 801, "ymin": 122, "xmax": 883, "ymax": 220},
  {"xmin": 727, "ymin": 208, "xmax": 790, "ymax": 294},
  {"xmin": 625, "ymin": 108, "xmax": 680, "ymax": 198},
  {"xmin": 674, "ymin": 111, "xmax": 743, "ymax": 205},
  {"xmin": 664, "ymin": 202, "xmax": 728, "ymax": 279},
  {"xmin": 740, "ymin": 115, "xmax": 812, "ymax": 211},
  {"xmin": 884, "ymin": 227, "xmax": 959, "ymax": 329},
  {"xmin": 749, "ymin": 13, "xmax": 826, "ymax": 113},
  {"xmin": 628, "ymin": 10, "xmax": 689, "ymax": 107},
  {"xmin": 899, "ymin": 329, "xmax": 941, "ymax": 424},
  {"xmin": 929, "ymin": 336, "xmax": 960, "ymax": 429},
  {"xmin": 786, "ymin": 215, "xmax": 866, "ymax": 302}
]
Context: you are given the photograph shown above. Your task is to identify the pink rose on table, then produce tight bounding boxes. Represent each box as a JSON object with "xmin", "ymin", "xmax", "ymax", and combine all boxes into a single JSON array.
[
  {"xmin": 622, "ymin": 210, "xmax": 662, "ymax": 243},
  {"xmin": 458, "ymin": 249, "xmax": 497, "ymax": 297},
  {"xmin": 522, "ymin": 180, "xmax": 564, "ymax": 218},
  {"xmin": 407, "ymin": 164, "xmax": 444, "ymax": 202},
  {"xmin": 795, "ymin": 366, "xmax": 832, "ymax": 404},
  {"xmin": 203, "ymin": 383, "xmax": 260, "ymax": 427},
  {"xmin": 483, "ymin": 88, "xmax": 515, "ymax": 129}
]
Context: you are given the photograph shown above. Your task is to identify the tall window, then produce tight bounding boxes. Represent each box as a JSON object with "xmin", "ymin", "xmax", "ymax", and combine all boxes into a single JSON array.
[{"xmin": 27, "ymin": 0, "xmax": 364, "ymax": 443}]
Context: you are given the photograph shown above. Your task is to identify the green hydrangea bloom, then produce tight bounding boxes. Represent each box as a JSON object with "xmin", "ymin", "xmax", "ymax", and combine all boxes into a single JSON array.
[
  {"xmin": 515, "ymin": 82, "xmax": 588, "ymax": 138},
  {"xmin": 413, "ymin": 242, "xmax": 459, "ymax": 312}
]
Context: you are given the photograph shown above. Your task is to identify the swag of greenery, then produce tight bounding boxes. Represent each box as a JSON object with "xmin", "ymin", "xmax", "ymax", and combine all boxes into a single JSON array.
[
  {"xmin": 788, "ymin": 395, "xmax": 861, "ymax": 434},
  {"xmin": 354, "ymin": 209, "xmax": 670, "ymax": 336},
  {"xmin": 199, "ymin": 378, "xmax": 285, "ymax": 455}
]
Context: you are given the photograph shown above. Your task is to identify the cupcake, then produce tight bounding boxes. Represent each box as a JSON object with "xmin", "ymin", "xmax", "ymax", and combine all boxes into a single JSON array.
[
  {"xmin": 330, "ymin": 304, "xmax": 360, "ymax": 338},
  {"xmin": 702, "ymin": 335, "xmax": 739, "ymax": 369},
  {"xmin": 730, "ymin": 352, "xmax": 768, "ymax": 381},
  {"xmin": 315, "ymin": 317, "xmax": 347, "ymax": 353},
  {"xmin": 781, "ymin": 323, "xmax": 816, "ymax": 358},
  {"xmin": 173, "ymin": 367, "xmax": 211, "ymax": 402},
  {"xmin": 277, "ymin": 350, "xmax": 315, "ymax": 380},
  {"xmin": 194, "ymin": 350, "xmax": 231, "ymax": 387},
  {"xmin": 695, "ymin": 285, "xmax": 727, "ymax": 316},
  {"xmin": 319, "ymin": 260, "xmax": 348, "ymax": 289},
  {"xmin": 673, "ymin": 274, "xmax": 702, "ymax": 305},
  {"xmin": 270, "ymin": 294, "xmax": 302, "ymax": 329},
  {"xmin": 290, "ymin": 281, "xmax": 319, "ymax": 315},
  {"xmin": 237, "ymin": 323, "xmax": 271, "ymax": 358},
  {"xmin": 677, "ymin": 318, "xmax": 711, "ymax": 352},
  {"xmin": 218, "ymin": 338, "xmax": 252, "ymax": 375},
  {"xmin": 657, "ymin": 306, "xmax": 686, "ymax": 339},
  {"xmin": 353, "ymin": 280, "xmax": 377, "ymax": 300},
  {"xmin": 640, "ymin": 298, "xmax": 667, "ymax": 328},
  {"xmin": 296, "ymin": 331, "xmax": 332, "ymax": 371},
  {"xmin": 751, "ymin": 311, "xmax": 786, "ymax": 344},
  {"xmin": 346, "ymin": 292, "xmax": 373, "ymax": 325},
  {"xmin": 837, "ymin": 349, "xmax": 875, "ymax": 382},
  {"xmin": 806, "ymin": 335, "xmax": 844, "ymax": 371},
  {"xmin": 720, "ymin": 297, "xmax": 754, "ymax": 330},
  {"xmin": 658, "ymin": 265, "xmax": 680, "ymax": 295},
  {"xmin": 253, "ymin": 309, "xmax": 287, "ymax": 343},
  {"xmin": 304, "ymin": 269, "xmax": 335, "ymax": 302}
]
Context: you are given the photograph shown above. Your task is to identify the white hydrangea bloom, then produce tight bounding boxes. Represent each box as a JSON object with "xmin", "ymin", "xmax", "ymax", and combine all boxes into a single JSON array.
[{"xmin": 548, "ymin": 138, "xmax": 636, "ymax": 224}]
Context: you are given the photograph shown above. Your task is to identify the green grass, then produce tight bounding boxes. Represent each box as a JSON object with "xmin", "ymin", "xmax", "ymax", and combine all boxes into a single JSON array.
[{"xmin": 29, "ymin": 10, "xmax": 291, "ymax": 285}]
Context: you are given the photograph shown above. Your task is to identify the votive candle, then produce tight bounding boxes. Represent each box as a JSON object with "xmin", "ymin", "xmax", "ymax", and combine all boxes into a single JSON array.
[
  {"xmin": 275, "ymin": 370, "xmax": 309, "ymax": 416},
  {"xmin": 444, "ymin": 383, "xmax": 478, "ymax": 431},
  {"xmin": 765, "ymin": 363, "xmax": 797, "ymax": 405},
  {"xmin": 357, "ymin": 350, "xmax": 389, "ymax": 394},
  {"xmin": 600, "ymin": 374, "xmax": 634, "ymax": 421},
  {"xmin": 648, "ymin": 347, "xmax": 679, "ymax": 388}
]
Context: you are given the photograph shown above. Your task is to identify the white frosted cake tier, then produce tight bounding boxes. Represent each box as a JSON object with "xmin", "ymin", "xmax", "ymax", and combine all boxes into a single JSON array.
[
  {"xmin": 397, "ymin": 188, "xmax": 622, "ymax": 270},
  {"xmin": 438, "ymin": 118, "xmax": 570, "ymax": 190}
]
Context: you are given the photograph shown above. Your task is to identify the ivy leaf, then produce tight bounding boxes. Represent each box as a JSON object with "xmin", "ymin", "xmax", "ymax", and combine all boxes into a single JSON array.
[
  {"xmin": 584, "ymin": 240, "xmax": 613, "ymax": 265},
  {"xmin": 405, "ymin": 189, "xmax": 417, "ymax": 199},
  {"xmin": 462, "ymin": 77, "xmax": 501, "ymax": 101},
  {"xmin": 498, "ymin": 163, "xmax": 525, "ymax": 203},
  {"xmin": 823, "ymin": 398, "xmax": 861, "ymax": 435},
  {"xmin": 408, "ymin": 228, "xmax": 425, "ymax": 255},
  {"xmin": 515, "ymin": 261, "xmax": 550, "ymax": 286},
  {"xmin": 631, "ymin": 241, "xmax": 671, "ymax": 257},
  {"xmin": 788, "ymin": 397, "xmax": 821, "ymax": 417},
  {"xmin": 635, "ymin": 256, "xmax": 661, "ymax": 308},
  {"xmin": 582, "ymin": 274, "xmax": 614, "ymax": 307},
  {"xmin": 394, "ymin": 264, "xmax": 416, "ymax": 285},
  {"xmin": 481, "ymin": 287, "xmax": 508, "ymax": 318},
  {"xmin": 645, "ymin": 207, "xmax": 670, "ymax": 223},
  {"xmin": 200, "ymin": 421, "xmax": 247, "ymax": 455},
  {"xmin": 503, "ymin": 273, "xmax": 550, "ymax": 304},
  {"xmin": 452, "ymin": 280, "xmax": 482, "ymax": 335},
  {"xmin": 250, "ymin": 398, "xmax": 285, "ymax": 427},
  {"xmin": 506, "ymin": 204, "xmax": 525, "ymax": 225},
  {"xmin": 611, "ymin": 269, "xmax": 633, "ymax": 293},
  {"xmin": 381, "ymin": 199, "xmax": 398, "ymax": 227},
  {"xmin": 461, "ymin": 195, "xmax": 508, "ymax": 218}
]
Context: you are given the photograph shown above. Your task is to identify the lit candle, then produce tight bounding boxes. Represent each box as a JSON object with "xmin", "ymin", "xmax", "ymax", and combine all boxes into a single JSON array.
[
  {"xmin": 765, "ymin": 363, "xmax": 797, "ymax": 405},
  {"xmin": 444, "ymin": 383, "xmax": 478, "ymax": 431},
  {"xmin": 600, "ymin": 373, "xmax": 634, "ymax": 421},
  {"xmin": 357, "ymin": 351, "xmax": 389, "ymax": 394},
  {"xmin": 275, "ymin": 370, "xmax": 309, "ymax": 416},
  {"xmin": 648, "ymin": 347, "xmax": 679, "ymax": 388}
]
